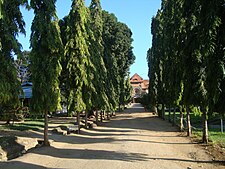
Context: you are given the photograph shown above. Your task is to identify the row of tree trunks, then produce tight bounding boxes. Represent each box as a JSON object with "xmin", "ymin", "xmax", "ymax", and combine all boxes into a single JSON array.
[
  {"xmin": 156, "ymin": 104, "xmax": 209, "ymax": 144},
  {"xmin": 75, "ymin": 110, "xmax": 114, "ymax": 132}
]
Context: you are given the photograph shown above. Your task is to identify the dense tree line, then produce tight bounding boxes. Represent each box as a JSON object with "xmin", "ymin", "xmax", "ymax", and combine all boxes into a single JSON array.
[
  {"xmin": 0, "ymin": 0, "xmax": 134, "ymax": 145},
  {"xmin": 148, "ymin": 0, "xmax": 225, "ymax": 143}
]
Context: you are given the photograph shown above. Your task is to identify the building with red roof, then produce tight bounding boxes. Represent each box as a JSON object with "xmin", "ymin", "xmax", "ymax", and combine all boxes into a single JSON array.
[{"xmin": 130, "ymin": 73, "xmax": 149, "ymax": 102}]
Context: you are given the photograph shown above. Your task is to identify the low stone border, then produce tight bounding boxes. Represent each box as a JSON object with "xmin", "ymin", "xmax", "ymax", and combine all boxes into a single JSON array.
[{"xmin": 0, "ymin": 136, "xmax": 38, "ymax": 161}]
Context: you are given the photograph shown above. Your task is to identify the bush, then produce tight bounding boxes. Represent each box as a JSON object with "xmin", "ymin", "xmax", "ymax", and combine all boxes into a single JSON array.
[{"xmin": 0, "ymin": 106, "xmax": 29, "ymax": 124}]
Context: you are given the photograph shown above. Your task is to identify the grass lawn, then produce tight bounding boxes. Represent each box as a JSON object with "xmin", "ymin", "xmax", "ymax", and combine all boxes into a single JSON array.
[
  {"xmin": 193, "ymin": 128, "xmax": 225, "ymax": 147},
  {"xmin": 164, "ymin": 111, "xmax": 225, "ymax": 147},
  {"xmin": 0, "ymin": 119, "xmax": 44, "ymax": 131}
]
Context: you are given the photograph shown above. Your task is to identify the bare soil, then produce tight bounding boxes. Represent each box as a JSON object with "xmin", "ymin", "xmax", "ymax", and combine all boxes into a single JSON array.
[{"xmin": 0, "ymin": 103, "xmax": 224, "ymax": 169}]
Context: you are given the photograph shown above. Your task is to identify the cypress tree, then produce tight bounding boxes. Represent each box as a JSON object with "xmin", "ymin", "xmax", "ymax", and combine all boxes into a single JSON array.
[
  {"xmin": 64, "ymin": 0, "xmax": 90, "ymax": 131},
  {"xmin": 0, "ymin": 0, "xmax": 27, "ymax": 111},
  {"xmin": 30, "ymin": 0, "xmax": 63, "ymax": 146},
  {"xmin": 88, "ymin": 0, "xmax": 109, "ymax": 112},
  {"xmin": 102, "ymin": 11, "xmax": 135, "ymax": 112},
  {"xmin": 102, "ymin": 11, "xmax": 120, "ymax": 111}
]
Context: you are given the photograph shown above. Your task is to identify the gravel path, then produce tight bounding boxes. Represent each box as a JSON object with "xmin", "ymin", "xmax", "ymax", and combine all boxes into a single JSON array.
[{"xmin": 0, "ymin": 103, "xmax": 224, "ymax": 169}]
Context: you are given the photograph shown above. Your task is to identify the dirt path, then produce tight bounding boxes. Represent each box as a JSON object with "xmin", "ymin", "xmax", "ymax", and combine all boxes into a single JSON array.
[{"xmin": 0, "ymin": 103, "xmax": 224, "ymax": 169}]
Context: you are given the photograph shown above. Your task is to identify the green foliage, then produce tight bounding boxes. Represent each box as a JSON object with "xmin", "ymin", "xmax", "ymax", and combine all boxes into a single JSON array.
[
  {"xmin": 64, "ymin": 0, "xmax": 90, "ymax": 113},
  {"xmin": 139, "ymin": 94, "xmax": 150, "ymax": 108},
  {"xmin": 0, "ymin": 0, "xmax": 26, "ymax": 107},
  {"xmin": 148, "ymin": 0, "xmax": 225, "ymax": 115},
  {"xmin": 88, "ymin": 0, "xmax": 109, "ymax": 110},
  {"xmin": 148, "ymin": 0, "xmax": 225, "ymax": 143},
  {"xmin": 102, "ymin": 11, "xmax": 135, "ymax": 111},
  {"xmin": 0, "ymin": 0, "xmax": 2, "ymax": 19},
  {"xmin": 58, "ymin": 1, "xmax": 134, "ymax": 114},
  {"xmin": 30, "ymin": 0, "xmax": 63, "ymax": 114}
]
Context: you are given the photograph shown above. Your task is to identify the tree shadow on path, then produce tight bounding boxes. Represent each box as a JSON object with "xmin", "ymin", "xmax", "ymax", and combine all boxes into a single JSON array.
[
  {"xmin": 0, "ymin": 161, "xmax": 54, "ymax": 169},
  {"xmin": 149, "ymin": 157, "xmax": 225, "ymax": 165},
  {"xmin": 33, "ymin": 146, "xmax": 149, "ymax": 162}
]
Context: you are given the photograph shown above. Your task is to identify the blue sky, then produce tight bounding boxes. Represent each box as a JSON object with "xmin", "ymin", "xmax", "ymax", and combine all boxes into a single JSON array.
[{"xmin": 19, "ymin": 0, "xmax": 161, "ymax": 80}]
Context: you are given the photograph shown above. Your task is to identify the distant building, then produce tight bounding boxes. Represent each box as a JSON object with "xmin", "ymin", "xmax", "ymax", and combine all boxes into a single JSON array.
[
  {"xmin": 130, "ymin": 73, "xmax": 149, "ymax": 102},
  {"xmin": 19, "ymin": 82, "xmax": 32, "ymax": 106}
]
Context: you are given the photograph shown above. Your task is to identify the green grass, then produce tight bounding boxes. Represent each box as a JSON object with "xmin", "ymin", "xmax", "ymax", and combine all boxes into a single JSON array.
[
  {"xmin": 164, "ymin": 111, "xmax": 225, "ymax": 147},
  {"xmin": 0, "ymin": 119, "xmax": 44, "ymax": 131},
  {"xmin": 193, "ymin": 129, "xmax": 225, "ymax": 147}
]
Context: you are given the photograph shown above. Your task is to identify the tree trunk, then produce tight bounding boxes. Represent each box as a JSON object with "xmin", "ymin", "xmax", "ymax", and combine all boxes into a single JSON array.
[
  {"xmin": 77, "ymin": 112, "xmax": 80, "ymax": 134},
  {"xmin": 153, "ymin": 105, "xmax": 157, "ymax": 115},
  {"xmin": 107, "ymin": 111, "xmax": 110, "ymax": 120},
  {"xmin": 103, "ymin": 111, "xmax": 105, "ymax": 120},
  {"xmin": 162, "ymin": 104, "xmax": 165, "ymax": 120},
  {"xmin": 67, "ymin": 98, "xmax": 69, "ymax": 117},
  {"xmin": 44, "ymin": 111, "xmax": 50, "ymax": 146},
  {"xmin": 179, "ymin": 106, "xmax": 184, "ymax": 131},
  {"xmin": 119, "ymin": 104, "xmax": 121, "ymax": 112},
  {"xmin": 85, "ymin": 110, "xmax": 88, "ymax": 129},
  {"xmin": 202, "ymin": 110, "xmax": 209, "ymax": 144},
  {"xmin": 100, "ymin": 110, "xmax": 103, "ymax": 122},
  {"xmin": 157, "ymin": 105, "xmax": 161, "ymax": 118},
  {"xmin": 186, "ymin": 106, "xmax": 192, "ymax": 137},
  {"xmin": 172, "ymin": 107, "xmax": 176, "ymax": 126},
  {"xmin": 221, "ymin": 118, "xmax": 224, "ymax": 133},
  {"xmin": 168, "ymin": 105, "xmax": 171, "ymax": 122},
  {"xmin": 96, "ymin": 109, "xmax": 98, "ymax": 126}
]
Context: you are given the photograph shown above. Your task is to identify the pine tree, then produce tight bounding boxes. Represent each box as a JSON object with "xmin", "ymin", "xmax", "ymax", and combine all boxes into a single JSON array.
[{"xmin": 30, "ymin": 0, "xmax": 63, "ymax": 146}]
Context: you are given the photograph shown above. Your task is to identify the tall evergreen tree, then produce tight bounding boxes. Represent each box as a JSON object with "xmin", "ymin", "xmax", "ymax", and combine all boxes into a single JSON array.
[
  {"xmin": 30, "ymin": 0, "xmax": 63, "ymax": 146},
  {"xmin": 88, "ymin": 0, "xmax": 109, "ymax": 111},
  {"xmin": 148, "ymin": 0, "xmax": 225, "ymax": 143},
  {"xmin": 64, "ymin": 0, "xmax": 90, "ymax": 131},
  {"xmin": 102, "ymin": 11, "xmax": 120, "ymax": 111},
  {"xmin": 0, "ymin": 0, "xmax": 27, "ymax": 108},
  {"xmin": 102, "ymin": 11, "xmax": 135, "ymax": 111},
  {"xmin": 198, "ymin": 0, "xmax": 225, "ymax": 143},
  {"xmin": 148, "ymin": 10, "xmax": 166, "ymax": 119},
  {"xmin": 115, "ymin": 22, "xmax": 135, "ymax": 109}
]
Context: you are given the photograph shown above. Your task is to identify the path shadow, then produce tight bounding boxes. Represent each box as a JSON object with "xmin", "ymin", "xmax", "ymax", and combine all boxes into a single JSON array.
[
  {"xmin": 112, "ymin": 138, "xmax": 198, "ymax": 145},
  {"xmin": 80, "ymin": 130, "xmax": 128, "ymax": 137},
  {"xmin": 149, "ymin": 157, "xmax": 225, "ymax": 165},
  {"xmin": 50, "ymin": 133, "xmax": 117, "ymax": 145},
  {"xmin": 90, "ymin": 128, "xmax": 133, "ymax": 133},
  {"xmin": 103, "ymin": 115, "xmax": 179, "ymax": 132},
  {"xmin": 0, "ymin": 161, "xmax": 52, "ymax": 169},
  {"xmin": 32, "ymin": 146, "xmax": 149, "ymax": 162}
]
